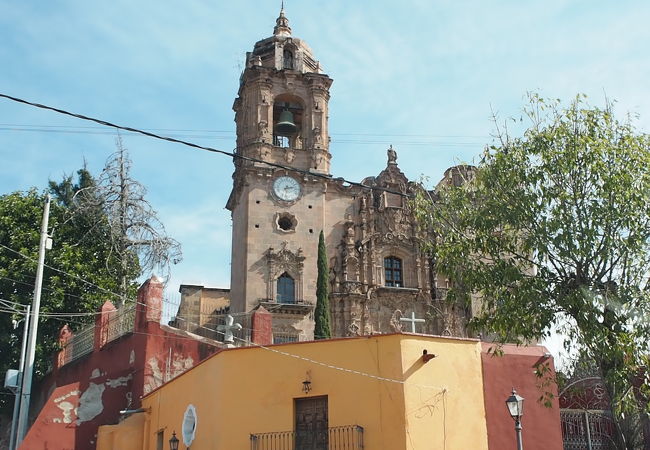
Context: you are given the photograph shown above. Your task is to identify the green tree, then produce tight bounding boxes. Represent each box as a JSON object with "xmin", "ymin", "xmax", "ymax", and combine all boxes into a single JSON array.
[
  {"xmin": 0, "ymin": 170, "xmax": 138, "ymax": 415},
  {"xmin": 414, "ymin": 95, "xmax": 650, "ymax": 448},
  {"xmin": 314, "ymin": 230, "xmax": 331, "ymax": 339}
]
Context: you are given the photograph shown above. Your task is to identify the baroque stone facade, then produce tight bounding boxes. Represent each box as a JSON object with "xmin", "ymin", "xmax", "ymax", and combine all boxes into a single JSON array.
[{"xmin": 178, "ymin": 8, "xmax": 476, "ymax": 343}]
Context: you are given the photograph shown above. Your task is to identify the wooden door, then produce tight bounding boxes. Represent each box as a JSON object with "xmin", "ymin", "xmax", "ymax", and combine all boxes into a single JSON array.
[{"xmin": 295, "ymin": 396, "xmax": 328, "ymax": 450}]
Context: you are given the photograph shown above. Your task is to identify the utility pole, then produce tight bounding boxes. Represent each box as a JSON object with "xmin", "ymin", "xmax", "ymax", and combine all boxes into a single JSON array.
[
  {"xmin": 9, "ymin": 304, "xmax": 30, "ymax": 450},
  {"xmin": 15, "ymin": 195, "xmax": 51, "ymax": 446}
]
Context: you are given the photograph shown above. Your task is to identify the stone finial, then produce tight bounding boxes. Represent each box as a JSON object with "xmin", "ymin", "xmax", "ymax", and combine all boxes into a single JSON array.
[
  {"xmin": 387, "ymin": 145, "xmax": 398, "ymax": 165},
  {"xmin": 274, "ymin": 2, "xmax": 292, "ymax": 36}
]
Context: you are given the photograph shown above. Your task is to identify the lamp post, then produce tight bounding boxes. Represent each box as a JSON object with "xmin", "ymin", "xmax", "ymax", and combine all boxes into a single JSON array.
[
  {"xmin": 505, "ymin": 388, "xmax": 524, "ymax": 450},
  {"xmin": 169, "ymin": 431, "xmax": 179, "ymax": 450}
]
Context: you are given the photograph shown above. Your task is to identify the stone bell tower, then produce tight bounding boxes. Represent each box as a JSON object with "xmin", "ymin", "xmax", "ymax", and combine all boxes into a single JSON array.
[
  {"xmin": 227, "ymin": 7, "xmax": 334, "ymax": 341},
  {"xmin": 231, "ymin": 7, "xmax": 333, "ymax": 174}
]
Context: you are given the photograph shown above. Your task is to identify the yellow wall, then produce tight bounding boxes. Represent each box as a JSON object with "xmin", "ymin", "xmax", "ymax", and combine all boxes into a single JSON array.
[
  {"xmin": 400, "ymin": 337, "xmax": 488, "ymax": 449},
  {"xmin": 96, "ymin": 412, "xmax": 144, "ymax": 450},
  {"xmin": 98, "ymin": 334, "xmax": 488, "ymax": 450}
]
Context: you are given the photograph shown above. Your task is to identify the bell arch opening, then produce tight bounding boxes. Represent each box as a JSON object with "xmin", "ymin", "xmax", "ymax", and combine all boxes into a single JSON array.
[{"xmin": 273, "ymin": 94, "xmax": 304, "ymax": 149}]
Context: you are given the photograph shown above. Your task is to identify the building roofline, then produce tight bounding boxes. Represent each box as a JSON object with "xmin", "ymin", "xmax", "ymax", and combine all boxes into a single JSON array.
[
  {"xmin": 142, "ymin": 332, "xmax": 480, "ymax": 399},
  {"xmin": 178, "ymin": 284, "xmax": 231, "ymax": 292}
]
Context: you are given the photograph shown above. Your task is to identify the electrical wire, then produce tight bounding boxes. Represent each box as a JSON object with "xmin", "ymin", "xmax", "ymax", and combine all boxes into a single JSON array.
[
  {"xmin": 133, "ymin": 298, "xmax": 448, "ymax": 391},
  {"xmin": 0, "ymin": 275, "xmax": 114, "ymax": 307},
  {"xmin": 0, "ymin": 298, "xmax": 449, "ymax": 391},
  {"xmin": 0, "ymin": 93, "xmax": 416, "ymax": 198},
  {"xmin": 0, "ymin": 122, "xmax": 489, "ymax": 139},
  {"xmin": 0, "ymin": 242, "xmax": 124, "ymax": 300},
  {"xmin": 0, "ymin": 241, "xmax": 449, "ymax": 392}
]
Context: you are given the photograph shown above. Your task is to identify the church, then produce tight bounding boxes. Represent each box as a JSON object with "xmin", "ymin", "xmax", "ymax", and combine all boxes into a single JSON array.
[{"xmin": 175, "ymin": 7, "xmax": 478, "ymax": 343}]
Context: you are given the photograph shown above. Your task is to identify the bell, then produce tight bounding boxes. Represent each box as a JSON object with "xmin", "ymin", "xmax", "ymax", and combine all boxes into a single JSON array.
[{"xmin": 274, "ymin": 109, "xmax": 298, "ymax": 135}]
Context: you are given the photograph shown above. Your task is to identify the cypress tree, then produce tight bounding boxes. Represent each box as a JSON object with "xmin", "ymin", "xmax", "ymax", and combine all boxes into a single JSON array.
[{"xmin": 314, "ymin": 230, "xmax": 331, "ymax": 339}]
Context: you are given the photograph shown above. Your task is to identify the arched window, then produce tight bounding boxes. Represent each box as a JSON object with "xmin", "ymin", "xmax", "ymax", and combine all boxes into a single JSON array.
[
  {"xmin": 277, "ymin": 272, "xmax": 295, "ymax": 303},
  {"xmin": 384, "ymin": 257, "xmax": 403, "ymax": 287},
  {"xmin": 283, "ymin": 49, "xmax": 294, "ymax": 70}
]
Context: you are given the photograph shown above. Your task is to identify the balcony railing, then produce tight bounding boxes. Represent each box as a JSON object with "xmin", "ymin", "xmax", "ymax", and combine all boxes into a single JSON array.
[
  {"xmin": 106, "ymin": 304, "xmax": 136, "ymax": 343},
  {"xmin": 251, "ymin": 425, "xmax": 364, "ymax": 450},
  {"xmin": 61, "ymin": 324, "xmax": 94, "ymax": 365}
]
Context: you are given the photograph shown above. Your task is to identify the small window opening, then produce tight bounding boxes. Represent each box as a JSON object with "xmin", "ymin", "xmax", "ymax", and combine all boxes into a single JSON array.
[
  {"xmin": 278, "ymin": 216, "xmax": 293, "ymax": 231},
  {"xmin": 276, "ymin": 213, "xmax": 297, "ymax": 232},
  {"xmin": 384, "ymin": 256, "xmax": 403, "ymax": 287},
  {"xmin": 277, "ymin": 272, "xmax": 295, "ymax": 303}
]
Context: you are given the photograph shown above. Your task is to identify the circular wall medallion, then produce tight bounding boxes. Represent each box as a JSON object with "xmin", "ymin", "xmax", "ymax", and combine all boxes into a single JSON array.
[{"xmin": 182, "ymin": 404, "xmax": 197, "ymax": 446}]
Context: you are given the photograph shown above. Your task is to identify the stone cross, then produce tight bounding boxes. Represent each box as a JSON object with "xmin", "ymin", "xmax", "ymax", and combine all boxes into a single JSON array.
[
  {"xmin": 217, "ymin": 315, "xmax": 242, "ymax": 345},
  {"xmin": 399, "ymin": 311, "xmax": 425, "ymax": 333}
]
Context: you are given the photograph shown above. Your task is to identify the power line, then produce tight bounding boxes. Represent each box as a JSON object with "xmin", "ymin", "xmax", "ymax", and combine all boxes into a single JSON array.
[
  {"xmin": 0, "ymin": 296, "xmax": 449, "ymax": 392},
  {"xmin": 0, "ymin": 242, "xmax": 449, "ymax": 392},
  {"xmin": 0, "ymin": 242, "xmax": 125, "ymax": 301},
  {"xmin": 0, "ymin": 126, "xmax": 481, "ymax": 146},
  {"xmin": 0, "ymin": 122, "xmax": 489, "ymax": 139},
  {"xmin": 0, "ymin": 275, "xmax": 114, "ymax": 306},
  {"xmin": 0, "ymin": 93, "xmax": 415, "ymax": 197}
]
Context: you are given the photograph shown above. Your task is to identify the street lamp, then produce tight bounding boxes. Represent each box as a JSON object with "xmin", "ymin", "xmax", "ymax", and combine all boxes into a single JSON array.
[
  {"xmin": 505, "ymin": 388, "xmax": 524, "ymax": 450},
  {"xmin": 169, "ymin": 431, "xmax": 179, "ymax": 450}
]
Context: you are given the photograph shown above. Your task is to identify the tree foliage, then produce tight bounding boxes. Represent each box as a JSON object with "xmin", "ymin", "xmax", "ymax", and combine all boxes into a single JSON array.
[
  {"xmin": 314, "ymin": 230, "xmax": 331, "ymax": 339},
  {"xmin": 0, "ymin": 169, "xmax": 137, "ymax": 414},
  {"xmin": 414, "ymin": 95, "xmax": 650, "ymax": 446}
]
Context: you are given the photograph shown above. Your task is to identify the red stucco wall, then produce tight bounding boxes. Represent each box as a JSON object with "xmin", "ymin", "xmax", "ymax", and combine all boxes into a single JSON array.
[
  {"xmin": 481, "ymin": 343, "xmax": 563, "ymax": 450},
  {"xmin": 20, "ymin": 277, "xmax": 220, "ymax": 450}
]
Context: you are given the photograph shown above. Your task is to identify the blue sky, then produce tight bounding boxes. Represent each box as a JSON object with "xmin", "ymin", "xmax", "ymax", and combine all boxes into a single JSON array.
[{"xmin": 1, "ymin": 1, "xmax": 649, "ymax": 358}]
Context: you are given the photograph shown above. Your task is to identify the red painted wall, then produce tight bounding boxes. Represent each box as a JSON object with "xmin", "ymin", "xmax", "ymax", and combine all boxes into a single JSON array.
[
  {"xmin": 481, "ymin": 343, "xmax": 563, "ymax": 450},
  {"xmin": 20, "ymin": 277, "xmax": 221, "ymax": 450}
]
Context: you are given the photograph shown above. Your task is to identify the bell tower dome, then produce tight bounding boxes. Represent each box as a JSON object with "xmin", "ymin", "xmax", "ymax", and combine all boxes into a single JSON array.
[{"xmin": 231, "ymin": 6, "xmax": 333, "ymax": 178}]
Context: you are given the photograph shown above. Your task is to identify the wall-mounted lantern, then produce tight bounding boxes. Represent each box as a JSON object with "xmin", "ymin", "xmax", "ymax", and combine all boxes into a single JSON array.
[{"xmin": 169, "ymin": 431, "xmax": 179, "ymax": 450}]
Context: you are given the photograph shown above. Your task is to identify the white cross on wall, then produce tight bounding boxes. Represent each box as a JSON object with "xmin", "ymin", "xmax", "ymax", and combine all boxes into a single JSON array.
[
  {"xmin": 217, "ymin": 314, "xmax": 242, "ymax": 345},
  {"xmin": 399, "ymin": 311, "xmax": 425, "ymax": 333}
]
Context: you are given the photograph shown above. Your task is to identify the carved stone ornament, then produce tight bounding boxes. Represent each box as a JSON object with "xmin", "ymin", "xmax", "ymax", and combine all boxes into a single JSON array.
[
  {"xmin": 312, "ymin": 151, "xmax": 325, "ymax": 170},
  {"xmin": 312, "ymin": 126, "xmax": 322, "ymax": 145},
  {"xmin": 285, "ymin": 148, "xmax": 295, "ymax": 163},
  {"xmin": 387, "ymin": 145, "xmax": 397, "ymax": 165},
  {"xmin": 258, "ymin": 120, "xmax": 269, "ymax": 142},
  {"xmin": 347, "ymin": 321, "xmax": 361, "ymax": 337},
  {"xmin": 266, "ymin": 242, "xmax": 305, "ymax": 278},
  {"xmin": 390, "ymin": 309, "xmax": 403, "ymax": 332},
  {"xmin": 341, "ymin": 281, "xmax": 363, "ymax": 294}
]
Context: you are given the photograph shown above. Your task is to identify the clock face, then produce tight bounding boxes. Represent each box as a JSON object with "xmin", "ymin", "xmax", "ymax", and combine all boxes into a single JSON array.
[{"xmin": 273, "ymin": 176, "xmax": 301, "ymax": 202}]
